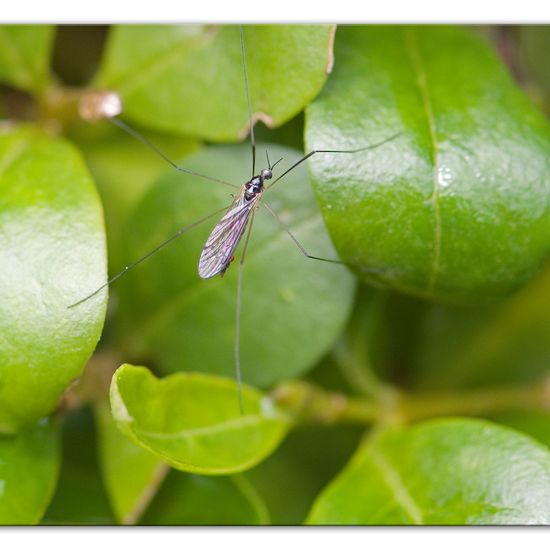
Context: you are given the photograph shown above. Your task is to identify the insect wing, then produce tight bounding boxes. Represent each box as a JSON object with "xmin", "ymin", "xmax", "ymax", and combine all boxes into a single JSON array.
[{"xmin": 198, "ymin": 195, "xmax": 257, "ymax": 279}]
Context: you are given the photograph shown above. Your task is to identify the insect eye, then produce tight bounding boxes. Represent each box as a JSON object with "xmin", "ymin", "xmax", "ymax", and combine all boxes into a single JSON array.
[{"xmin": 261, "ymin": 169, "xmax": 272, "ymax": 180}]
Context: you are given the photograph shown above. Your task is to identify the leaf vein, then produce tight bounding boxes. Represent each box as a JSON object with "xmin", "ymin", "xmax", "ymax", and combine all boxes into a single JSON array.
[
  {"xmin": 404, "ymin": 28, "xmax": 441, "ymax": 294},
  {"xmin": 369, "ymin": 445, "xmax": 424, "ymax": 525},
  {"xmin": 136, "ymin": 413, "xmax": 266, "ymax": 440}
]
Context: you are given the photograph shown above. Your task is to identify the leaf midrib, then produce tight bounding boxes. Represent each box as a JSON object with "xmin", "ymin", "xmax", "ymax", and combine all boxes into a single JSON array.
[
  {"xmin": 131, "ymin": 413, "xmax": 286, "ymax": 474},
  {"xmin": 0, "ymin": 135, "xmax": 30, "ymax": 184},
  {"xmin": 403, "ymin": 27, "xmax": 442, "ymax": 295},
  {"xmin": 369, "ymin": 444, "xmax": 424, "ymax": 525},
  {"xmin": 136, "ymin": 412, "xmax": 269, "ymax": 440}
]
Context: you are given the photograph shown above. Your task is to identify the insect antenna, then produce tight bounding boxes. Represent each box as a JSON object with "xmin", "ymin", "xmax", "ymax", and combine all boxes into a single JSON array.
[
  {"xmin": 240, "ymin": 26, "xmax": 256, "ymax": 177},
  {"xmin": 68, "ymin": 204, "xmax": 231, "ymax": 309},
  {"xmin": 267, "ymin": 132, "xmax": 402, "ymax": 190},
  {"xmin": 271, "ymin": 157, "xmax": 284, "ymax": 171},
  {"xmin": 235, "ymin": 210, "xmax": 256, "ymax": 414},
  {"xmin": 266, "ymin": 150, "xmax": 283, "ymax": 172},
  {"xmin": 110, "ymin": 118, "xmax": 238, "ymax": 189}
]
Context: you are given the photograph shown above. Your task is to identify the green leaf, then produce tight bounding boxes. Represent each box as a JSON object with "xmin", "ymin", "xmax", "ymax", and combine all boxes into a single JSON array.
[
  {"xmin": 246, "ymin": 425, "xmax": 362, "ymax": 525},
  {"xmin": 0, "ymin": 418, "xmax": 60, "ymax": 525},
  {"xmin": 141, "ymin": 471, "xmax": 268, "ymax": 525},
  {"xmin": 110, "ymin": 365, "xmax": 290, "ymax": 475},
  {"xmin": 96, "ymin": 394, "xmax": 268, "ymax": 524},
  {"xmin": 306, "ymin": 25, "xmax": 550, "ymax": 304},
  {"xmin": 96, "ymin": 25, "xmax": 334, "ymax": 141},
  {"xmin": 95, "ymin": 398, "xmax": 168, "ymax": 524},
  {"xmin": 307, "ymin": 418, "xmax": 550, "ymax": 525},
  {"xmin": 114, "ymin": 144, "xmax": 355, "ymax": 388},
  {"xmin": 412, "ymin": 260, "xmax": 550, "ymax": 390},
  {"xmin": 0, "ymin": 25, "xmax": 55, "ymax": 92},
  {"xmin": 43, "ymin": 407, "xmax": 116, "ymax": 525},
  {"xmin": 0, "ymin": 126, "xmax": 107, "ymax": 432}
]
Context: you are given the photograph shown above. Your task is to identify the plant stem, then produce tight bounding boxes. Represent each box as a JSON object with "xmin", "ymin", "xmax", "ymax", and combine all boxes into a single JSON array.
[
  {"xmin": 272, "ymin": 380, "xmax": 384, "ymax": 425},
  {"xmin": 272, "ymin": 375, "xmax": 550, "ymax": 428},
  {"xmin": 331, "ymin": 290, "xmax": 390, "ymax": 398},
  {"xmin": 271, "ymin": 380, "xmax": 396, "ymax": 427},
  {"xmin": 36, "ymin": 85, "xmax": 84, "ymax": 133},
  {"xmin": 401, "ymin": 376, "xmax": 550, "ymax": 422}
]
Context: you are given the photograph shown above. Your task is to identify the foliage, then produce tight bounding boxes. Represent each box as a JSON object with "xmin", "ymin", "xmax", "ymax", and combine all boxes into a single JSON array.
[{"xmin": 1, "ymin": 23, "xmax": 550, "ymax": 525}]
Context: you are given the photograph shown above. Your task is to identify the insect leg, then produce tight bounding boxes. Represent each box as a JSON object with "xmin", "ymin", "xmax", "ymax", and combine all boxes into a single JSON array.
[
  {"xmin": 235, "ymin": 209, "xmax": 256, "ymax": 414},
  {"xmin": 110, "ymin": 118, "xmax": 238, "ymax": 189},
  {"xmin": 262, "ymin": 201, "xmax": 385, "ymax": 274},
  {"xmin": 266, "ymin": 132, "xmax": 402, "ymax": 190},
  {"xmin": 68, "ymin": 203, "xmax": 231, "ymax": 309},
  {"xmin": 239, "ymin": 25, "xmax": 256, "ymax": 177}
]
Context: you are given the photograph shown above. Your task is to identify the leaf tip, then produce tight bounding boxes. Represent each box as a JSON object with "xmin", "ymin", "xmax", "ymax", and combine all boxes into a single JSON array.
[
  {"xmin": 326, "ymin": 25, "xmax": 337, "ymax": 74},
  {"xmin": 238, "ymin": 112, "xmax": 274, "ymax": 140}
]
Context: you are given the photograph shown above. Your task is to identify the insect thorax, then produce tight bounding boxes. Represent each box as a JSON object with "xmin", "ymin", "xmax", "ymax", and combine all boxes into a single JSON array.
[
  {"xmin": 244, "ymin": 176, "xmax": 264, "ymax": 200},
  {"xmin": 244, "ymin": 168, "xmax": 272, "ymax": 201}
]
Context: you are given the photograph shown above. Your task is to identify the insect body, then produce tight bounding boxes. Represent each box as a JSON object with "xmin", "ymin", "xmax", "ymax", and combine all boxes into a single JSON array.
[
  {"xmin": 199, "ymin": 169, "xmax": 271, "ymax": 279},
  {"xmin": 71, "ymin": 26, "xmax": 400, "ymax": 414}
]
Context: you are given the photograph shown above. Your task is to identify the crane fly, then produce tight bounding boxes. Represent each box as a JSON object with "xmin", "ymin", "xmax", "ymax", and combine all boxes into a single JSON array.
[
  {"xmin": 198, "ymin": 162, "xmax": 281, "ymax": 279},
  {"xmin": 72, "ymin": 26, "xmax": 400, "ymax": 413}
]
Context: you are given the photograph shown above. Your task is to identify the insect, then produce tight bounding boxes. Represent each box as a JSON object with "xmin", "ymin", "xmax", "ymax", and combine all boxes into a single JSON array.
[{"xmin": 72, "ymin": 26, "xmax": 400, "ymax": 412}]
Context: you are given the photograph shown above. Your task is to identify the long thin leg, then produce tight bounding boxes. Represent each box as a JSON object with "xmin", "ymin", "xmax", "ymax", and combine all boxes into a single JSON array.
[
  {"xmin": 68, "ymin": 204, "xmax": 231, "ymax": 309},
  {"xmin": 235, "ymin": 209, "xmax": 256, "ymax": 415},
  {"xmin": 111, "ymin": 118, "xmax": 238, "ymax": 189},
  {"xmin": 267, "ymin": 132, "xmax": 402, "ymax": 190},
  {"xmin": 262, "ymin": 202, "xmax": 345, "ymax": 265},
  {"xmin": 239, "ymin": 26, "xmax": 256, "ymax": 177},
  {"xmin": 262, "ymin": 201, "xmax": 385, "ymax": 275}
]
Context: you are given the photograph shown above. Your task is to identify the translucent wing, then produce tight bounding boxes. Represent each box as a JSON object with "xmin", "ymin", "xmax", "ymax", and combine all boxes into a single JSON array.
[{"xmin": 198, "ymin": 194, "xmax": 259, "ymax": 279}]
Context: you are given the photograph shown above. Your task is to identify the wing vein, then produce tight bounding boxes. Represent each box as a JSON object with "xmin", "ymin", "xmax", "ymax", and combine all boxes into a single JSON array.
[{"xmin": 198, "ymin": 193, "xmax": 259, "ymax": 279}]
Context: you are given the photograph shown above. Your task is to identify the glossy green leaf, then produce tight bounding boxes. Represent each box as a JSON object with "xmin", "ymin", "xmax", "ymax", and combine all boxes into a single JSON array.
[
  {"xmin": 246, "ymin": 425, "xmax": 362, "ymax": 525},
  {"xmin": 0, "ymin": 25, "xmax": 54, "ymax": 92},
  {"xmin": 95, "ymin": 398, "xmax": 167, "ymax": 524},
  {"xmin": 308, "ymin": 418, "xmax": 550, "ymax": 525},
  {"xmin": 0, "ymin": 126, "xmax": 107, "ymax": 432},
  {"xmin": 412, "ymin": 260, "xmax": 550, "ymax": 390},
  {"xmin": 0, "ymin": 418, "xmax": 60, "ymax": 525},
  {"xmin": 43, "ymin": 407, "xmax": 116, "ymax": 525},
  {"xmin": 96, "ymin": 25, "xmax": 334, "ymax": 140},
  {"xmin": 114, "ymin": 144, "xmax": 355, "ymax": 387},
  {"xmin": 110, "ymin": 365, "xmax": 290, "ymax": 475},
  {"xmin": 141, "ymin": 471, "xmax": 268, "ymax": 525},
  {"xmin": 306, "ymin": 25, "xmax": 550, "ymax": 304}
]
